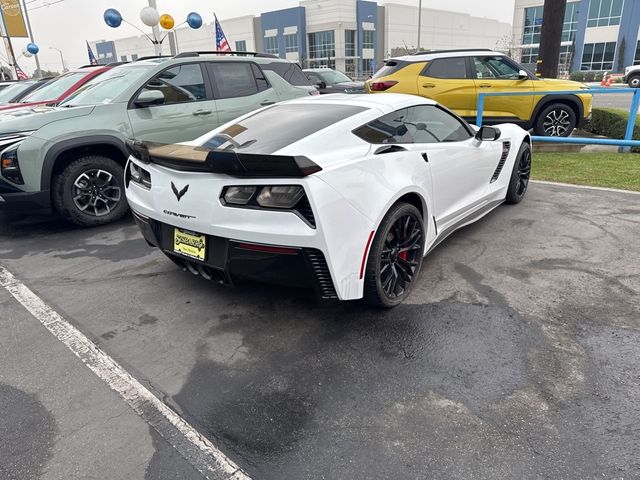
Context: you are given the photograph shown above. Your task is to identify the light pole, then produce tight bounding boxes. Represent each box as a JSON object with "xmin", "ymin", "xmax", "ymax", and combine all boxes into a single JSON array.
[
  {"xmin": 417, "ymin": 0, "xmax": 422, "ymax": 52},
  {"xmin": 21, "ymin": 0, "xmax": 42, "ymax": 77},
  {"xmin": 49, "ymin": 47, "xmax": 66, "ymax": 72},
  {"xmin": 148, "ymin": 0, "xmax": 162, "ymax": 55}
]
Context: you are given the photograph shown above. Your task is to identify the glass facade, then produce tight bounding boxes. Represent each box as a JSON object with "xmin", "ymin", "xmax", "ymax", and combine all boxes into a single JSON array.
[
  {"xmin": 581, "ymin": 42, "xmax": 617, "ymax": 70},
  {"xmin": 308, "ymin": 30, "xmax": 335, "ymax": 59},
  {"xmin": 345, "ymin": 30, "xmax": 356, "ymax": 57},
  {"xmin": 345, "ymin": 58, "xmax": 356, "ymax": 77},
  {"xmin": 235, "ymin": 40, "xmax": 247, "ymax": 52},
  {"xmin": 362, "ymin": 59, "xmax": 374, "ymax": 76},
  {"xmin": 264, "ymin": 36, "xmax": 279, "ymax": 55},
  {"xmin": 522, "ymin": 5, "xmax": 544, "ymax": 45},
  {"xmin": 284, "ymin": 33, "xmax": 298, "ymax": 53},
  {"xmin": 362, "ymin": 30, "xmax": 375, "ymax": 49},
  {"xmin": 587, "ymin": 0, "xmax": 624, "ymax": 27}
]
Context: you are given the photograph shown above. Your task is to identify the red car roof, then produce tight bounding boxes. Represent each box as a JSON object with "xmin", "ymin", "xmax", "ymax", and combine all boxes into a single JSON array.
[{"xmin": 0, "ymin": 65, "xmax": 112, "ymax": 112}]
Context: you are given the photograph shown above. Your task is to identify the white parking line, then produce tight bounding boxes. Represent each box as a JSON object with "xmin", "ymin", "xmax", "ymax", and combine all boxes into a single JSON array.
[
  {"xmin": 0, "ymin": 266, "xmax": 251, "ymax": 480},
  {"xmin": 531, "ymin": 179, "xmax": 640, "ymax": 195}
]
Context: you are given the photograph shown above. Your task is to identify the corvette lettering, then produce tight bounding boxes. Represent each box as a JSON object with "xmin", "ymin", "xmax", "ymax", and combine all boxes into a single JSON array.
[{"xmin": 163, "ymin": 210, "xmax": 196, "ymax": 219}]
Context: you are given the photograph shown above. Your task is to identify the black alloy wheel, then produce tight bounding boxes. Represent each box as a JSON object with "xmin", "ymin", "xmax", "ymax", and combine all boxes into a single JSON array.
[
  {"xmin": 364, "ymin": 202, "xmax": 425, "ymax": 308},
  {"xmin": 505, "ymin": 142, "xmax": 532, "ymax": 205}
]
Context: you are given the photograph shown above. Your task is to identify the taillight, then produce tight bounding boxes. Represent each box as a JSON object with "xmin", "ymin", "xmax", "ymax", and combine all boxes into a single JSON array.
[{"xmin": 369, "ymin": 80, "xmax": 398, "ymax": 91}]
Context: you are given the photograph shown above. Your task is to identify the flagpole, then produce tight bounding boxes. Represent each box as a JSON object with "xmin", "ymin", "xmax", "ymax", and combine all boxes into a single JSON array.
[{"xmin": 21, "ymin": 0, "xmax": 41, "ymax": 78}]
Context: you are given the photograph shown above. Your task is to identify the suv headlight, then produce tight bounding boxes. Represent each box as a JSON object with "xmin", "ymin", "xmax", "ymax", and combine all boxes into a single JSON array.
[{"xmin": 0, "ymin": 136, "xmax": 29, "ymax": 185}]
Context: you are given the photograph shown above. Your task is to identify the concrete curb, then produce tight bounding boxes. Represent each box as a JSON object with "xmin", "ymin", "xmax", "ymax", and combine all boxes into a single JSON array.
[{"xmin": 531, "ymin": 179, "xmax": 640, "ymax": 195}]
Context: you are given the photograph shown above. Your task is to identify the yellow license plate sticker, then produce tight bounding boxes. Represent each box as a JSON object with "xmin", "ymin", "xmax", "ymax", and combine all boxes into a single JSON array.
[{"xmin": 173, "ymin": 229, "xmax": 206, "ymax": 261}]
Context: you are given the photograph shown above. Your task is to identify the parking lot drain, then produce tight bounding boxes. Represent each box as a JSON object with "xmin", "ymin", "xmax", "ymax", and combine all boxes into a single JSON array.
[{"xmin": 0, "ymin": 266, "xmax": 250, "ymax": 480}]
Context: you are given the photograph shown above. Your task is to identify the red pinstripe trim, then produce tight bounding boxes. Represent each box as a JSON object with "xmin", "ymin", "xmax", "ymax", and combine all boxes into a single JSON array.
[{"xmin": 359, "ymin": 231, "xmax": 376, "ymax": 279}]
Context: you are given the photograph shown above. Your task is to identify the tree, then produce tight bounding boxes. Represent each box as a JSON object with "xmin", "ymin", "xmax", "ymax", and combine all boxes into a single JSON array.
[
  {"xmin": 32, "ymin": 68, "xmax": 60, "ymax": 78},
  {"xmin": 537, "ymin": 0, "xmax": 567, "ymax": 78}
]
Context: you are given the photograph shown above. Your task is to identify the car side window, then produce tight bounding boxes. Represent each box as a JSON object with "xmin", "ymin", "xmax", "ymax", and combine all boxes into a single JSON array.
[
  {"xmin": 473, "ymin": 56, "xmax": 520, "ymax": 80},
  {"xmin": 422, "ymin": 57, "xmax": 468, "ymax": 79},
  {"xmin": 138, "ymin": 64, "xmax": 206, "ymax": 105},
  {"xmin": 209, "ymin": 62, "xmax": 263, "ymax": 99},
  {"xmin": 353, "ymin": 105, "xmax": 471, "ymax": 144},
  {"xmin": 262, "ymin": 62, "xmax": 311, "ymax": 86},
  {"xmin": 251, "ymin": 64, "xmax": 270, "ymax": 92}
]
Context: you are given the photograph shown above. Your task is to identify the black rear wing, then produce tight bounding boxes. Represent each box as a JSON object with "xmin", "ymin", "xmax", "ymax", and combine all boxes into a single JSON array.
[{"xmin": 125, "ymin": 139, "xmax": 322, "ymax": 178}]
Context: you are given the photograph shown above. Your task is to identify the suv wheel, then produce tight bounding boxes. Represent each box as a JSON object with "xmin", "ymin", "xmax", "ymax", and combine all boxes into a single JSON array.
[
  {"xmin": 629, "ymin": 75, "xmax": 640, "ymax": 88},
  {"xmin": 533, "ymin": 103, "xmax": 576, "ymax": 137},
  {"xmin": 52, "ymin": 155, "xmax": 128, "ymax": 227}
]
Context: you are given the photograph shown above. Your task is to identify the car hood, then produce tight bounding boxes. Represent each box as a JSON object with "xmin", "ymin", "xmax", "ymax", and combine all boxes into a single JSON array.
[
  {"xmin": 0, "ymin": 105, "xmax": 95, "ymax": 134},
  {"xmin": 537, "ymin": 78, "xmax": 588, "ymax": 90}
]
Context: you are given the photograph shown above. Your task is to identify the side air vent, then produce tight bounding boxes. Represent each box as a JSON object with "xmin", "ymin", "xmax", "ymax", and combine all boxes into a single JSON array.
[
  {"xmin": 305, "ymin": 249, "xmax": 338, "ymax": 299},
  {"xmin": 490, "ymin": 141, "xmax": 511, "ymax": 183}
]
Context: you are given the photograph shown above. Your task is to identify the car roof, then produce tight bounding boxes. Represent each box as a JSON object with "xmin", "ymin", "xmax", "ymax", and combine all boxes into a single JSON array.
[
  {"xmin": 284, "ymin": 92, "xmax": 436, "ymax": 110},
  {"xmin": 390, "ymin": 49, "xmax": 504, "ymax": 63}
]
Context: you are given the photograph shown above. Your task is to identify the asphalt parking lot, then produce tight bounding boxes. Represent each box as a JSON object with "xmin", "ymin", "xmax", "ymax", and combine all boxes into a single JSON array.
[{"xmin": 1, "ymin": 182, "xmax": 639, "ymax": 480}]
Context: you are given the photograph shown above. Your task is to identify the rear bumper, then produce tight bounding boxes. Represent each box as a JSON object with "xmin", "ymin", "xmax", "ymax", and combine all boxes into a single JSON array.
[
  {"xmin": 0, "ymin": 179, "xmax": 50, "ymax": 212},
  {"xmin": 133, "ymin": 210, "xmax": 338, "ymax": 299}
]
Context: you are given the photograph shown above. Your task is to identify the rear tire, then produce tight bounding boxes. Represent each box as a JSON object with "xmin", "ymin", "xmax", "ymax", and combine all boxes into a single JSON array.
[
  {"xmin": 628, "ymin": 75, "xmax": 640, "ymax": 88},
  {"xmin": 533, "ymin": 103, "xmax": 576, "ymax": 137},
  {"xmin": 505, "ymin": 142, "xmax": 532, "ymax": 205},
  {"xmin": 52, "ymin": 155, "xmax": 128, "ymax": 227},
  {"xmin": 363, "ymin": 202, "xmax": 425, "ymax": 308}
]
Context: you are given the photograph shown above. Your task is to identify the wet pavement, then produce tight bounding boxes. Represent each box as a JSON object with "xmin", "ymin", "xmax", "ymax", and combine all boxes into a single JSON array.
[{"xmin": 0, "ymin": 182, "xmax": 639, "ymax": 479}]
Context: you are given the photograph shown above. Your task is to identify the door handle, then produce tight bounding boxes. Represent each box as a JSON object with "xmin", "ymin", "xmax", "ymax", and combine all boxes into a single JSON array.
[
  {"xmin": 478, "ymin": 84, "xmax": 492, "ymax": 88},
  {"xmin": 422, "ymin": 83, "xmax": 436, "ymax": 88},
  {"xmin": 260, "ymin": 100, "xmax": 276, "ymax": 106},
  {"xmin": 193, "ymin": 109, "xmax": 213, "ymax": 116}
]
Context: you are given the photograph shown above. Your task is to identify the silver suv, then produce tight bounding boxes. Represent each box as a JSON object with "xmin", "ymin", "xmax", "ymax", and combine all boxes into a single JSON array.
[{"xmin": 0, "ymin": 52, "xmax": 315, "ymax": 226}]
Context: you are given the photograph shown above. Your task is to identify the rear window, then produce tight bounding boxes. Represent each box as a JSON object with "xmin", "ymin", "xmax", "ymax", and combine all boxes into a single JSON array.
[
  {"xmin": 262, "ymin": 62, "xmax": 311, "ymax": 86},
  {"xmin": 200, "ymin": 103, "xmax": 366, "ymax": 154},
  {"xmin": 372, "ymin": 60, "xmax": 406, "ymax": 79}
]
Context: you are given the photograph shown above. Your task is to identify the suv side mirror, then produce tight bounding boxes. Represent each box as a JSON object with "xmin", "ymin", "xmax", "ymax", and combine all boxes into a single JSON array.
[
  {"xmin": 134, "ymin": 89, "xmax": 165, "ymax": 107},
  {"xmin": 316, "ymin": 80, "xmax": 327, "ymax": 90},
  {"xmin": 518, "ymin": 69, "xmax": 529, "ymax": 80},
  {"xmin": 475, "ymin": 126, "xmax": 501, "ymax": 141}
]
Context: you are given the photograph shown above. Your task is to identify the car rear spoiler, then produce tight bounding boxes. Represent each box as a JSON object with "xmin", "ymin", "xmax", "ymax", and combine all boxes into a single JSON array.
[{"xmin": 125, "ymin": 139, "xmax": 322, "ymax": 178}]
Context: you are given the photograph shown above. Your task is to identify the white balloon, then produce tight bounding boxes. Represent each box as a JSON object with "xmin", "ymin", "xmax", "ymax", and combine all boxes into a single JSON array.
[
  {"xmin": 140, "ymin": 6, "xmax": 159, "ymax": 27},
  {"xmin": 23, "ymin": 50, "xmax": 33, "ymax": 58}
]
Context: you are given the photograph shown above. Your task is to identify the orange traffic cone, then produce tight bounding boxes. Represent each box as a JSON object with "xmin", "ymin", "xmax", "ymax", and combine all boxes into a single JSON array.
[
  {"xmin": 600, "ymin": 72, "xmax": 608, "ymax": 86},
  {"xmin": 606, "ymin": 75, "xmax": 613, "ymax": 87}
]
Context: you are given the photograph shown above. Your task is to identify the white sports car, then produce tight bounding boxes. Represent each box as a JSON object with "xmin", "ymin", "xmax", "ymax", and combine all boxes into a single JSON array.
[{"xmin": 125, "ymin": 93, "xmax": 531, "ymax": 307}]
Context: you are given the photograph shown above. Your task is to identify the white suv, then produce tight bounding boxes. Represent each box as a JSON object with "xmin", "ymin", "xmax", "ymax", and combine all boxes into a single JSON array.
[{"xmin": 623, "ymin": 65, "xmax": 640, "ymax": 88}]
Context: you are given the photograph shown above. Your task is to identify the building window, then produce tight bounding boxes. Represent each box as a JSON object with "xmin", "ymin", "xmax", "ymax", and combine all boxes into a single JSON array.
[
  {"xmin": 345, "ymin": 30, "xmax": 356, "ymax": 57},
  {"xmin": 308, "ymin": 30, "xmax": 335, "ymax": 59},
  {"xmin": 131, "ymin": 54, "xmax": 138, "ymax": 61},
  {"xmin": 581, "ymin": 42, "xmax": 616, "ymax": 70},
  {"xmin": 587, "ymin": 0, "xmax": 624, "ymax": 27},
  {"xmin": 121, "ymin": 55, "xmax": 128, "ymax": 62},
  {"xmin": 362, "ymin": 59, "xmax": 374, "ymax": 76},
  {"xmin": 562, "ymin": 2, "xmax": 580, "ymax": 43},
  {"xmin": 345, "ymin": 59, "xmax": 356, "ymax": 77},
  {"xmin": 634, "ymin": 41, "xmax": 640, "ymax": 65},
  {"xmin": 362, "ymin": 30, "xmax": 374, "ymax": 49},
  {"xmin": 264, "ymin": 36, "xmax": 279, "ymax": 55},
  {"xmin": 284, "ymin": 34, "xmax": 298, "ymax": 53},
  {"xmin": 522, "ymin": 6, "xmax": 543, "ymax": 45},
  {"xmin": 235, "ymin": 41, "xmax": 247, "ymax": 52}
]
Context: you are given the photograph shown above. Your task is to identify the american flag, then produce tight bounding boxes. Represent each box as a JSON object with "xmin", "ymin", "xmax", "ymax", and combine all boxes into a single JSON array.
[
  {"xmin": 86, "ymin": 41, "xmax": 98, "ymax": 66},
  {"xmin": 15, "ymin": 64, "xmax": 28, "ymax": 80},
  {"xmin": 215, "ymin": 15, "xmax": 231, "ymax": 52}
]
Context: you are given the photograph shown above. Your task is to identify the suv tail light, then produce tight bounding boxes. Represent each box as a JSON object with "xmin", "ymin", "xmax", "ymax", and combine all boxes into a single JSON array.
[{"xmin": 369, "ymin": 80, "xmax": 398, "ymax": 91}]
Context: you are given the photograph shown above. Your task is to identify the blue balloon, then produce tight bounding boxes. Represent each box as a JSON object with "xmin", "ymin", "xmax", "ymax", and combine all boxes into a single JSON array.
[
  {"xmin": 186, "ymin": 12, "xmax": 202, "ymax": 29},
  {"xmin": 104, "ymin": 8, "xmax": 123, "ymax": 28},
  {"xmin": 26, "ymin": 43, "xmax": 39, "ymax": 55}
]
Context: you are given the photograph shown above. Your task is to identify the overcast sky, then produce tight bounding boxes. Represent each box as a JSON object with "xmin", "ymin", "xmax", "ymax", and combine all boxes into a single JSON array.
[{"xmin": 9, "ymin": 0, "xmax": 515, "ymax": 74}]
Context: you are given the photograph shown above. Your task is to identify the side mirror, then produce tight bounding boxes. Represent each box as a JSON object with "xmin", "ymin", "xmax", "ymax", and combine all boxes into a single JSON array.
[
  {"xmin": 518, "ymin": 69, "xmax": 529, "ymax": 80},
  {"xmin": 316, "ymin": 81, "xmax": 327, "ymax": 90},
  {"xmin": 134, "ymin": 89, "xmax": 165, "ymax": 107},
  {"xmin": 475, "ymin": 126, "xmax": 501, "ymax": 141}
]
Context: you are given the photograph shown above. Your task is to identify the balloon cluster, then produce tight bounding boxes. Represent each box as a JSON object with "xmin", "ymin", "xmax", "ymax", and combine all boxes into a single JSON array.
[
  {"xmin": 22, "ymin": 42, "xmax": 39, "ymax": 57},
  {"xmin": 103, "ymin": 7, "xmax": 202, "ymax": 31}
]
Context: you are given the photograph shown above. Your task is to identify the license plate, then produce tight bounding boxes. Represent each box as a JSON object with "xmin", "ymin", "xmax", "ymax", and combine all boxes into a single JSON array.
[{"xmin": 173, "ymin": 228, "xmax": 206, "ymax": 261}]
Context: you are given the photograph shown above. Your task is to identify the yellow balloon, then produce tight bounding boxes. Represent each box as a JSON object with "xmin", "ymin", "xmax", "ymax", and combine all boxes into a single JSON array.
[{"xmin": 160, "ymin": 14, "xmax": 175, "ymax": 30}]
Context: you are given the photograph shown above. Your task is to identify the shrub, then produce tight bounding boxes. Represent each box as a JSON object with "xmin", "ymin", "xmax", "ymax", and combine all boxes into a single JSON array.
[
  {"xmin": 584, "ymin": 108, "xmax": 640, "ymax": 152},
  {"xmin": 570, "ymin": 71, "xmax": 608, "ymax": 82}
]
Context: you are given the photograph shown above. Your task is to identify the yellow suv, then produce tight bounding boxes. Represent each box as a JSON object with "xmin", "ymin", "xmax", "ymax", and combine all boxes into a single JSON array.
[{"xmin": 366, "ymin": 49, "xmax": 592, "ymax": 137}]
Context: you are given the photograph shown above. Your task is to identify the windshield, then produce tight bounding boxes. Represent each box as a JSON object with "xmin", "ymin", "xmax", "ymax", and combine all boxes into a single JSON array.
[
  {"xmin": 318, "ymin": 70, "xmax": 352, "ymax": 84},
  {"xmin": 60, "ymin": 66, "xmax": 153, "ymax": 107},
  {"xmin": 0, "ymin": 81, "xmax": 37, "ymax": 103},
  {"xmin": 20, "ymin": 72, "xmax": 88, "ymax": 103}
]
